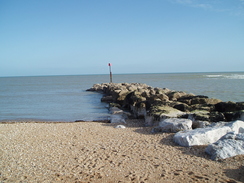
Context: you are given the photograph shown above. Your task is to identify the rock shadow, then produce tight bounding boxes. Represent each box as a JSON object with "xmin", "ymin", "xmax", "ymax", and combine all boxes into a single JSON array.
[
  {"xmin": 220, "ymin": 155, "xmax": 244, "ymax": 182},
  {"xmin": 224, "ymin": 165, "xmax": 244, "ymax": 182},
  {"xmin": 132, "ymin": 123, "xmax": 212, "ymax": 160}
]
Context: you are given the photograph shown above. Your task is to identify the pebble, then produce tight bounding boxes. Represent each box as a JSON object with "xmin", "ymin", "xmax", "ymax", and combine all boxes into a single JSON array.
[{"xmin": 115, "ymin": 125, "xmax": 126, "ymax": 129}]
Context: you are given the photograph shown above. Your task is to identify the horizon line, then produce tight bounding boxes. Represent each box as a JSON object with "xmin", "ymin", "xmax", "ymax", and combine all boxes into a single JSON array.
[{"xmin": 1, "ymin": 70, "xmax": 244, "ymax": 78}]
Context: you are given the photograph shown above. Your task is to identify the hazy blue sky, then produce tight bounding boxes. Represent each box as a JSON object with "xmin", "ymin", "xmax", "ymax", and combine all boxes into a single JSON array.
[{"xmin": 1, "ymin": 0, "xmax": 244, "ymax": 76}]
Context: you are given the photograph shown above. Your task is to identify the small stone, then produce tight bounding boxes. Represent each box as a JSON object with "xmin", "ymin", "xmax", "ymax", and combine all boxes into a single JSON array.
[{"xmin": 115, "ymin": 125, "xmax": 126, "ymax": 129}]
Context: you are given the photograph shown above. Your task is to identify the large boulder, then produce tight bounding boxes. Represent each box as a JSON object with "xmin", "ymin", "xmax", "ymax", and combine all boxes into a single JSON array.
[
  {"xmin": 191, "ymin": 97, "xmax": 221, "ymax": 105},
  {"xmin": 154, "ymin": 87, "xmax": 171, "ymax": 94},
  {"xmin": 148, "ymin": 93, "xmax": 169, "ymax": 102},
  {"xmin": 101, "ymin": 95, "xmax": 114, "ymax": 102},
  {"xmin": 187, "ymin": 110, "xmax": 226, "ymax": 122},
  {"xmin": 189, "ymin": 110, "xmax": 210, "ymax": 121},
  {"xmin": 116, "ymin": 89, "xmax": 130, "ymax": 102},
  {"xmin": 177, "ymin": 95, "xmax": 210, "ymax": 105},
  {"xmin": 173, "ymin": 120, "xmax": 244, "ymax": 147},
  {"xmin": 145, "ymin": 105, "xmax": 185, "ymax": 126},
  {"xmin": 131, "ymin": 102, "xmax": 147, "ymax": 118},
  {"xmin": 215, "ymin": 101, "xmax": 244, "ymax": 112},
  {"xmin": 173, "ymin": 103, "xmax": 191, "ymax": 112},
  {"xmin": 224, "ymin": 110, "xmax": 244, "ymax": 121},
  {"xmin": 152, "ymin": 118, "xmax": 192, "ymax": 133},
  {"xmin": 123, "ymin": 91, "xmax": 146, "ymax": 108},
  {"xmin": 150, "ymin": 105, "xmax": 185, "ymax": 118},
  {"xmin": 166, "ymin": 91, "xmax": 188, "ymax": 101},
  {"xmin": 214, "ymin": 102, "xmax": 244, "ymax": 121},
  {"xmin": 205, "ymin": 132, "xmax": 244, "ymax": 160},
  {"xmin": 86, "ymin": 83, "xmax": 106, "ymax": 92}
]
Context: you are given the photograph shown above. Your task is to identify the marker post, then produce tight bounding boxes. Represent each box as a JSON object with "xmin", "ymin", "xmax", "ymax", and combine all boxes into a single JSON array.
[{"xmin": 108, "ymin": 63, "xmax": 112, "ymax": 83}]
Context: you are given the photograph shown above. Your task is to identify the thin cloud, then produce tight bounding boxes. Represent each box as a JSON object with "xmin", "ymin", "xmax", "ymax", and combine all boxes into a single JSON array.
[
  {"xmin": 234, "ymin": 0, "xmax": 244, "ymax": 16},
  {"xmin": 169, "ymin": 0, "xmax": 244, "ymax": 17},
  {"xmin": 193, "ymin": 3, "xmax": 212, "ymax": 9},
  {"xmin": 171, "ymin": 0, "xmax": 213, "ymax": 10}
]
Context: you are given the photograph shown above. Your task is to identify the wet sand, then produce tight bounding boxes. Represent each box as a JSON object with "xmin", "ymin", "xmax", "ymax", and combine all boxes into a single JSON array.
[{"xmin": 0, "ymin": 120, "xmax": 243, "ymax": 183}]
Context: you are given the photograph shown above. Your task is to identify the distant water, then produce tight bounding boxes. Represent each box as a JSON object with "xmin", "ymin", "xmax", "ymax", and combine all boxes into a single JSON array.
[{"xmin": 0, "ymin": 72, "xmax": 243, "ymax": 122}]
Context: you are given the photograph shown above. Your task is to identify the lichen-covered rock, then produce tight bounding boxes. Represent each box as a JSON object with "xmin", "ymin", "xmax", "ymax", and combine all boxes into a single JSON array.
[
  {"xmin": 173, "ymin": 103, "xmax": 191, "ymax": 112},
  {"xmin": 205, "ymin": 98, "xmax": 223, "ymax": 105},
  {"xmin": 116, "ymin": 90, "xmax": 130, "ymax": 102},
  {"xmin": 189, "ymin": 110, "xmax": 210, "ymax": 121},
  {"xmin": 166, "ymin": 91, "xmax": 188, "ymax": 101},
  {"xmin": 154, "ymin": 87, "xmax": 171, "ymax": 94},
  {"xmin": 146, "ymin": 105, "xmax": 185, "ymax": 126},
  {"xmin": 86, "ymin": 83, "xmax": 106, "ymax": 92},
  {"xmin": 149, "ymin": 93, "xmax": 169, "ymax": 102}
]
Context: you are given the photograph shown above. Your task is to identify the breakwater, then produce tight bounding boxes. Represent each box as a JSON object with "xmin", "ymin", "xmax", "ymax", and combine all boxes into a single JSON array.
[{"xmin": 87, "ymin": 83, "xmax": 244, "ymax": 126}]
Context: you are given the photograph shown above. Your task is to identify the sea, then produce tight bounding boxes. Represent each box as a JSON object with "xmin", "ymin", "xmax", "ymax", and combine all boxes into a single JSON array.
[{"xmin": 0, "ymin": 72, "xmax": 243, "ymax": 122}]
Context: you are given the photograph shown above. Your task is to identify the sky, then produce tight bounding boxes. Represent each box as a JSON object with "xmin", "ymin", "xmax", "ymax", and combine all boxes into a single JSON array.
[{"xmin": 0, "ymin": 0, "xmax": 244, "ymax": 77}]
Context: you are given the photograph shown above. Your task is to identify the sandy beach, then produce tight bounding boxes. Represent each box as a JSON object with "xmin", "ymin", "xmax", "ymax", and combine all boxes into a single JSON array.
[{"xmin": 0, "ymin": 119, "xmax": 243, "ymax": 183}]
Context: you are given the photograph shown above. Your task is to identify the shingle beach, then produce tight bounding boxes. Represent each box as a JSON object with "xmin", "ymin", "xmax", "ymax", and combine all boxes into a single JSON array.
[{"xmin": 1, "ymin": 120, "xmax": 243, "ymax": 183}]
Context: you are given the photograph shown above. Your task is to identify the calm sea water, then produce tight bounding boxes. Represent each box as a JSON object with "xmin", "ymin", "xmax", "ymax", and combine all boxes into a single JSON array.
[{"xmin": 0, "ymin": 72, "xmax": 243, "ymax": 122}]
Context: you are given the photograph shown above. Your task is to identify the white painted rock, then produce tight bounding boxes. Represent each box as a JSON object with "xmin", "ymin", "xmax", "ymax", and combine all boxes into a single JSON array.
[
  {"xmin": 173, "ymin": 120, "xmax": 244, "ymax": 147},
  {"xmin": 205, "ymin": 132, "xmax": 244, "ymax": 160},
  {"xmin": 115, "ymin": 125, "xmax": 126, "ymax": 129},
  {"xmin": 152, "ymin": 118, "xmax": 192, "ymax": 133}
]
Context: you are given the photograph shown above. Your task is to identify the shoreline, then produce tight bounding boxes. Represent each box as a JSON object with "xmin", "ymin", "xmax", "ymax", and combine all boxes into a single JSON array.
[{"xmin": 1, "ymin": 119, "xmax": 243, "ymax": 182}]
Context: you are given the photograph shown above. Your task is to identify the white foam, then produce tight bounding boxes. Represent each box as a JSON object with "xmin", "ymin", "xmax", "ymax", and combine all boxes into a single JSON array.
[
  {"xmin": 205, "ymin": 75, "xmax": 223, "ymax": 78},
  {"xmin": 205, "ymin": 74, "xmax": 244, "ymax": 79},
  {"xmin": 225, "ymin": 74, "xmax": 244, "ymax": 79}
]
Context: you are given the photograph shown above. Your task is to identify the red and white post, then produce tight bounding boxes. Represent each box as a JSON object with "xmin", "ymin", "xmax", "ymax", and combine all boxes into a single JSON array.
[{"xmin": 108, "ymin": 63, "xmax": 112, "ymax": 83}]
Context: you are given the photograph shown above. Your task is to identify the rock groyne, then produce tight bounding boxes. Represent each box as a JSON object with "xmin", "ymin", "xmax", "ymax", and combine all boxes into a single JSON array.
[{"xmin": 87, "ymin": 83, "xmax": 244, "ymax": 126}]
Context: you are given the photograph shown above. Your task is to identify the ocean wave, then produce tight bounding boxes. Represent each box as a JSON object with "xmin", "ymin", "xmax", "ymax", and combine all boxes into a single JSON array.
[
  {"xmin": 205, "ymin": 75, "xmax": 223, "ymax": 78},
  {"xmin": 205, "ymin": 74, "xmax": 244, "ymax": 79},
  {"xmin": 225, "ymin": 74, "xmax": 244, "ymax": 79}
]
